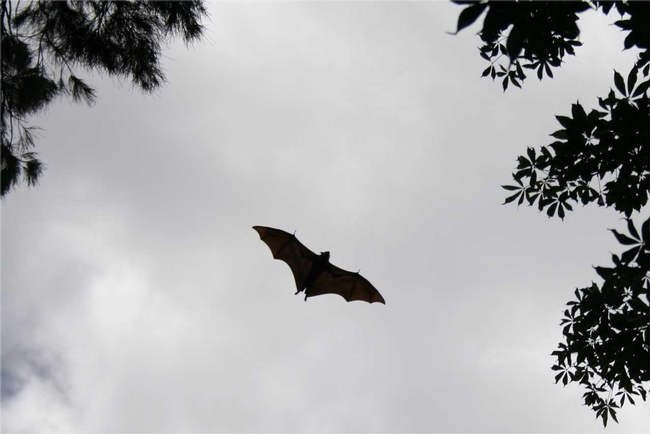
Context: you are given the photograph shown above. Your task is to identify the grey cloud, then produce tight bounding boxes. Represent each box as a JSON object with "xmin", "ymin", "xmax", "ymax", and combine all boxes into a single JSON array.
[{"xmin": 2, "ymin": 2, "xmax": 648, "ymax": 433}]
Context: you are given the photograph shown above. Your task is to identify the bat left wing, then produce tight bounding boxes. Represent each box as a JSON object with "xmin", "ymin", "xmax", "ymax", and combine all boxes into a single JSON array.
[
  {"xmin": 306, "ymin": 263, "xmax": 386, "ymax": 304},
  {"xmin": 252, "ymin": 226, "xmax": 318, "ymax": 292}
]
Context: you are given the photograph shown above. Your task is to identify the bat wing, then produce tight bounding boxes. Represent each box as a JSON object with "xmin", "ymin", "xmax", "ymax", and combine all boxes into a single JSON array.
[
  {"xmin": 306, "ymin": 263, "xmax": 386, "ymax": 304},
  {"xmin": 253, "ymin": 226, "xmax": 318, "ymax": 292}
]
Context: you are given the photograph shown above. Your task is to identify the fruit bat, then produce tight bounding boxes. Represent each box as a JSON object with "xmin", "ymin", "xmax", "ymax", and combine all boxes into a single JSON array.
[{"xmin": 253, "ymin": 226, "xmax": 385, "ymax": 304}]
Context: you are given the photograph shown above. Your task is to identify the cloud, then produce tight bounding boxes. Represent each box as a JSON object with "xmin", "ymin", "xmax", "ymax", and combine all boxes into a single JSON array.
[{"xmin": 2, "ymin": 2, "xmax": 648, "ymax": 432}]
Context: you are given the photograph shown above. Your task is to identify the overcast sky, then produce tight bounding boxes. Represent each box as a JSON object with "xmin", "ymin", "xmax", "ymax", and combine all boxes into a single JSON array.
[{"xmin": 2, "ymin": 1, "xmax": 648, "ymax": 432}]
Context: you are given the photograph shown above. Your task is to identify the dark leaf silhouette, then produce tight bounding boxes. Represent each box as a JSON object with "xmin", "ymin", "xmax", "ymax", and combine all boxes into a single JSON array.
[
  {"xmin": 454, "ymin": 2, "xmax": 488, "ymax": 34},
  {"xmin": 614, "ymin": 70, "xmax": 627, "ymax": 96},
  {"xmin": 454, "ymin": 0, "xmax": 649, "ymax": 426},
  {"xmin": 1, "ymin": 0, "xmax": 209, "ymax": 197}
]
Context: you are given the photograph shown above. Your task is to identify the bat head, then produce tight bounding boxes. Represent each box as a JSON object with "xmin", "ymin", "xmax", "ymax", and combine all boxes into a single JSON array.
[{"xmin": 320, "ymin": 251, "xmax": 330, "ymax": 261}]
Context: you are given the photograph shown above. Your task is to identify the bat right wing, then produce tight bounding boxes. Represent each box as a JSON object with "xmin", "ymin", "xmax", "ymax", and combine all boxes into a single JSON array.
[
  {"xmin": 306, "ymin": 263, "xmax": 386, "ymax": 304},
  {"xmin": 253, "ymin": 226, "xmax": 318, "ymax": 292}
]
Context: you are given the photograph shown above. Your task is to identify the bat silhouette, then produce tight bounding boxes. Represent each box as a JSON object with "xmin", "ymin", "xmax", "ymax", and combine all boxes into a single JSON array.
[{"xmin": 253, "ymin": 226, "xmax": 385, "ymax": 304}]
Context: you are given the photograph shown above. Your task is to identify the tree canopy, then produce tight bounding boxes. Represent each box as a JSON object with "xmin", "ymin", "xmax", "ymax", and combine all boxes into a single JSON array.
[
  {"xmin": 1, "ymin": 0, "xmax": 208, "ymax": 197},
  {"xmin": 454, "ymin": 0, "xmax": 649, "ymax": 427}
]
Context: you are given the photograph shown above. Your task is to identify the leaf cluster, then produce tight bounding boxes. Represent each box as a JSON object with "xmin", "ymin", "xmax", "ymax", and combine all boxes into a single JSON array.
[
  {"xmin": 1, "ymin": 0, "xmax": 208, "ymax": 197},
  {"xmin": 453, "ymin": 0, "xmax": 650, "ymax": 426},
  {"xmin": 502, "ymin": 67, "xmax": 649, "ymax": 219},
  {"xmin": 551, "ymin": 217, "xmax": 649, "ymax": 427},
  {"xmin": 453, "ymin": 1, "xmax": 649, "ymax": 91}
]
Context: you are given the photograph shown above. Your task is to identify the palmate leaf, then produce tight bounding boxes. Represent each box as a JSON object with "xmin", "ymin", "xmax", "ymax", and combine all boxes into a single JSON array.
[
  {"xmin": 455, "ymin": 2, "xmax": 488, "ymax": 34},
  {"xmin": 525, "ymin": 189, "xmax": 539, "ymax": 206},
  {"xmin": 503, "ymin": 190, "xmax": 522, "ymax": 205},
  {"xmin": 609, "ymin": 229, "xmax": 639, "ymax": 246},
  {"xmin": 555, "ymin": 115, "xmax": 573, "ymax": 129},
  {"xmin": 526, "ymin": 147, "xmax": 536, "ymax": 162},
  {"xmin": 545, "ymin": 63, "xmax": 553, "ymax": 79},
  {"xmin": 620, "ymin": 246, "xmax": 641, "ymax": 264},
  {"xmin": 502, "ymin": 184, "xmax": 521, "ymax": 191},
  {"xmin": 642, "ymin": 218, "xmax": 650, "ymax": 246},
  {"xmin": 506, "ymin": 23, "xmax": 525, "ymax": 62},
  {"xmin": 517, "ymin": 155, "xmax": 532, "ymax": 169},
  {"xmin": 551, "ymin": 129, "xmax": 568, "ymax": 140},
  {"xmin": 627, "ymin": 67, "xmax": 638, "ymax": 95},
  {"xmin": 614, "ymin": 69, "xmax": 627, "ymax": 96},
  {"xmin": 610, "ymin": 408, "xmax": 619, "ymax": 424},
  {"xmin": 632, "ymin": 80, "xmax": 650, "ymax": 98},
  {"xmin": 623, "ymin": 32, "xmax": 637, "ymax": 50},
  {"xmin": 511, "ymin": 76, "xmax": 522, "ymax": 89},
  {"xmin": 571, "ymin": 102, "xmax": 587, "ymax": 123},
  {"xmin": 601, "ymin": 407, "xmax": 609, "ymax": 427},
  {"xmin": 563, "ymin": 201, "xmax": 573, "ymax": 212}
]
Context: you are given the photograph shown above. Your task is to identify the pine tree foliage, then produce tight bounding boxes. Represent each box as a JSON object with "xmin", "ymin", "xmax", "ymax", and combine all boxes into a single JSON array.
[
  {"xmin": 453, "ymin": 0, "xmax": 649, "ymax": 427},
  {"xmin": 1, "ymin": 0, "xmax": 208, "ymax": 197}
]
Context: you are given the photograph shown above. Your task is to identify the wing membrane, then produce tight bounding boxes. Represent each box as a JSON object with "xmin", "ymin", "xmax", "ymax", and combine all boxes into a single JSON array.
[
  {"xmin": 306, "ymin": 263, "xmax": 385, "ymax": 304},
  {"xmin": 253, "ymin": 226, "xmax": 318, "ymax": 291}
]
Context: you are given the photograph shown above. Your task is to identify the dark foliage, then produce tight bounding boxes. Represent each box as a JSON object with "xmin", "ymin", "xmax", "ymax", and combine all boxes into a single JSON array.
[
  {"xmin": 502, "ymin": 72, "xmax": 649, "ymax": 220},
  {"xmin": 453, "ymin": 0, "xmax": 649, "ymax": 426},
  {"xmin": 552, "ymin": 218, "xmax": 649, "ymax": 427},
  {"xmin": 1, "ymin": 0, "xmax": 208, "ymax": 197}
]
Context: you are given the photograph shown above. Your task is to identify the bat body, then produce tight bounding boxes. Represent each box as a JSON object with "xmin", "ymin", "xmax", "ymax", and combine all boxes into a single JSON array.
[{"xmin": 253, "ymin": 226, "xmax": 385, "ymax": 304}]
